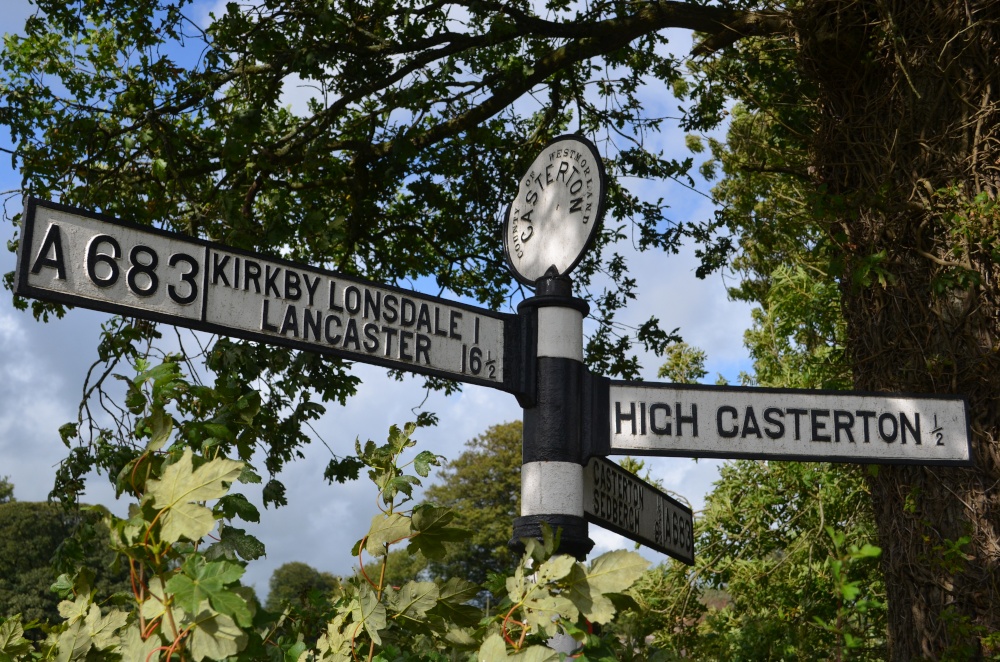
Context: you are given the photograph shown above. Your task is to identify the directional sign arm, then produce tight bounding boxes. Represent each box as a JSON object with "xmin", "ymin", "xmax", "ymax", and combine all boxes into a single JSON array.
[
  {"xmin": 16, "ymin": 198, "xmax": 530, "ymax": 399},
  {"xmin": 600, "ymin": 380, "xmax": 972, "ymax": 466}
]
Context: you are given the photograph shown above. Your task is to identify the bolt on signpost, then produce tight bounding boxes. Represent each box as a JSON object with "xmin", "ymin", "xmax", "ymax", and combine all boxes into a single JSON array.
[{"xmin": 15, "ymin": 134, "xmax": 973, "ymax": 570}]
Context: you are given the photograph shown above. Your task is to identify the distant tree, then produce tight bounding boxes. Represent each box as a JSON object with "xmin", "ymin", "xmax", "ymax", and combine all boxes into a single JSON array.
[
  {"xmin": 265, "ymin": 561, "xmax": 340, "ymax": 613},
  {"xmin": 422, "ymin": 421, "xmax": 522, "ymax": 585},
  {"xmin": 0, "ymin": 477, "xmax": 13, "ymax": 504},
  {"xmin": 657, "ymin": 342, "xmax": 709, "ymax": 385},
  {"xmin": 0, "ymin": 502, "xmax": 128, "ymax": 625}
]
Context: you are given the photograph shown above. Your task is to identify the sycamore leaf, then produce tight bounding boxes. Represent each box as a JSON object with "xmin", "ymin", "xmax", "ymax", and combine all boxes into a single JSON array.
[
  {"xmin": 146, "ymin": 405, "xmax": 173, "ymax": 452},
  {"xmin": 0, "ymin": 617, "xmax": 32, "ymax": 656},
  {"xmin": 120, "ymin": 623, "xmax": 161, "ymax": 662},
  {"xmin": 521, "ymin": 593, "xmax": 577, "ymax": 638},
  {"xmin": 388, "ymin": 581, "xmax": 439, "ymax": 620},
  {"xmin": 146, "ymin": 449, "xmax": 242, "ymax": 543},
  {"xmin": 84, "ymin": 606, "xmax": 128, "ymax": 651},
  {"xmin": 585, "ymin": 550, "xmax": 649, "ymax": 594},
  {"xmin": 364, "ymin": 512, "xmax": 410, "ymax": 557},
  {"xmin": 478, "ymin": 633, "xmax": 509, "ymax": 660},
  {"xmin": 408, "ymin": 504, "xmax": 466, "ymax": 560},
  {"xmin": 55, "ymin": 621, "xmax": 91, "ymax": 662},
  {"xmin": 351, "ymin": 585, "xmax": 387, "ymax": 646},
  {"xmin": 511, "ymin": 646, "xmax": 561, "ymax": 661},
  {"xmin": 564, "ymin": 565, "xmax": 616, "ymax": 624},
  {"xmin": 316, "ymin": 613, "xmax": 351, "ymax": 660},
  {"xmin": 536, "ymin": 554, "xmax": 576, "ymax": 584},
  {"xmin": 57, "ymin": 595, "xmax": 90, "ymax": 624},
  {"xmin": 187, "ymin": 604, "xmax": 247, "ymax": 661}
]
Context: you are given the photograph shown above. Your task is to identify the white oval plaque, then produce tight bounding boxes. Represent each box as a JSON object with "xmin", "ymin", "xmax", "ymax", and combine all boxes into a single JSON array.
[{"xmin": 504, "ymin": 135, "xmax": 606, "ymax": 285}]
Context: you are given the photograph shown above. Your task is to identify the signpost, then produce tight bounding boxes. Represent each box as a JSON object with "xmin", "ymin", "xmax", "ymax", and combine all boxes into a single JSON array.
[
  {"xmin": 595, "ymin": 381, "xmax": 971, "ymax": 465},
  {"xmin": 583, "ymin": 457, "xmax": 694, "ymax": 564},
  {"xmin": 13, "ymin": 133, "xmax": 978, "ymax": 570},
  {"xmin": 16, "ymin": 199, "xmax": 526, "ymax": 398}
]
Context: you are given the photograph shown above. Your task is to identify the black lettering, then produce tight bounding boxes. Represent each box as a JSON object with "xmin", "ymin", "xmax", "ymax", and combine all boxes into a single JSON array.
[
  {"xmin": 284, "ymin": 270, "xmax": 301, "ymax": 301},
  {"xmin": 640, "ymin": 402, "xmax": 647, "ymax": 435},
  {"xmin": 763, "ymin": 408, "xmax": 785, "ymax": 439},
  {"xmin": 570, "ymin": 197, "xmax": 583, "ymax": 213},
  {"xmin": 811, "ymin": 410, "xmax": 832, "ymax": 442},
  {"xmin": 303, "ymin": 308, "xmax": 322, "ymax": 341},
  {"xmin": 211, "ymin": 253, "xmax": 231, "ymax": 287},
  {"xmin": 677, "ymin": 403, "xmax": 698, "ymax": 437},
  {"xmin": 304, "ymin": 273, "xmax": 321, "ymax": 306},
  {"xmin": 324, "ymin": 315, "xmax": 342, "ymax": 344},
  {"xmin": 244, "ymin": 260, "xmax": 261, "ymax": 294},
  {"xmin": 433, "ymin": 307, "xmax": 448, "ymax": 337},
  {"xmin": 649, "ymin": 403, "xmax": 671, "ymax": 435},
  {"xmin": 856, "ymin": 411, "xmax": 876, "ymax": 443},
  {"xmin": 556, "ymin": 160, "xmax": 570, "ymax": 182},
  {"xmin": 279, "ymin": 305, "xmax": 299, "ymax": 337},
  {"xmin": 383, "ymin": 294, "xmax": 398, "ymax": 323},
  {"xmin": 261, "ymin": 300, "xmax": 278, "ymax": 332},
  {"xmin": 901, "ymin": 413, "xmax": 921, "ymax": 445},
  {"xmin": 569, "ymin": 178, "xmax": 584, "ymax": 195},
  {"xmin": 416, "ymin": 303, "xmax": 432, "ymax": 333},
  {"xmin": 364, "ymin": 290, "xmax": 381, "ymax": 321},
  {"xmin": 86, "ymin": 235, "xmax": 121, "ymax": 287},
  {"xmin": 615, "ymin": 402, "xmax": 637, "ymax": 435},
  {"xmin": 787, "ymin": 408, "xmax": 808, "ymax": 440},
  {"xmin": 449, "ymin": 310, "xmax": 462, "ymax": 340},
  {"xmin": 233, "ymin": 257, "xmax": 240, "ymax": 289},
  {"xmin": 416, "ymin": 334, "xmax": 431, "ymax": 364},
  {"xmin": 717, "ymin": 406, "xmax": 738, "ymax": 439},
  {"xmin": 878, "ymin": 413, "xmax": 898, "ymax": 443},
  {"xmin": 363, "ymin": 323, "xmax": 380, "ymax": 353},
  {"xmin": 401, "ymin": 298, "xmax": 416, "ymax": 326},
  {"xmin": 328, "ymin": 280, "xmax": 344, "ymax": 312},
  {"xmin": 31, "ymin": 223, "xmax": 67, "ymax": 279},
  {"xmin": 264, "ymin": 265, "xmax": 281, "ymax": 298},
  {"xmin": 399, "ymin": 330, "xmax": 414, "ymax": 360},
  {"xmin": 382, "ymin": 326, "xmax": 397, "ymax": 356},
  {"xmin": 834, "ymin": 410, "xmax": 855, "ymax": 443},
  {"xmin": 344, "ymin": 286, "xmax": 361, "ymax": 315},
  {"xmin": 741, "ymin": 407, "xmax": 762, "ymax": 438},
  {"xmin": 343, "ymin": 319, "xmax": 361, "ymax": 350},
  {"xmin": 168, "ymin": 253, "xmax": 199, "ymax": 305}
]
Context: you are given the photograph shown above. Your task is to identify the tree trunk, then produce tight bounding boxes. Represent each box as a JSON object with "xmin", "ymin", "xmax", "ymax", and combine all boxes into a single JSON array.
[{"xmin": 797, "ymin": 0, "xmax": 1000, "ymax": 658}]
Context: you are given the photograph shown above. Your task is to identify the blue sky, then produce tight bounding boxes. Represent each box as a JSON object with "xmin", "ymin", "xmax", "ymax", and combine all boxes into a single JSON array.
[{"xmin": 0, "ymin": 0, "xmax": 752, "ymax": 598}]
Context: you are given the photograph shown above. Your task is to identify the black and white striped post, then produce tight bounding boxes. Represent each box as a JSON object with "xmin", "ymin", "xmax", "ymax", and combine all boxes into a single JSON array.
[
  {"xmin": 511, "ymin": 274, "xmax": 594, "ymax": 559},
  {"xmin": 502, "ymin": 134, "xmax": 608, "ymax": 559}
]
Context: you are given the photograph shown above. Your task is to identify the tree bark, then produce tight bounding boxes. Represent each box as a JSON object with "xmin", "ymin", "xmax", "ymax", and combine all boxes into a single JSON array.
[{"xmin": 798, "ymin": 0, "xmax": 1000, "ymax": 657}]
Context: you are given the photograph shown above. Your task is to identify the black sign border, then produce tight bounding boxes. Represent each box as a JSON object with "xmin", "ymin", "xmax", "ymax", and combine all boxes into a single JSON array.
[
  {"xmin": 584, "ymin": 456, "xmax": 695, "ymax": 565},
  {"xmin": 503, "ymin": 133, "xmax": 608, "ymax": 288},
  {"xmin": 16, "ymin": 197, "xmax": 526, "ymax": 396},
  {"xmin": 590, "ymin": 377, "xmax": 974, "ymax": 467}
]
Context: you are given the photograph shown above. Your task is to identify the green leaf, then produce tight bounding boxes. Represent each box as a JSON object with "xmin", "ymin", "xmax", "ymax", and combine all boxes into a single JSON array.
[
  {"xmin": 187, "ymin": 604, "xmax": 247, "ymax": 661},
  {"xmin": 120, "ymin": 623, "xmax": 161, "ymax": 662},
  {"xmin": 412, "ymin": 450, "xmax": 439, "ymax": 477},
  {"xmin": 146, "ymin": 448, "xmax": 242, "ymax": 543},
  {"xmin": 146, "ymin": 405, "xmax": 173, "ymax": 451},
  {"xmin": 365, "ymin": 512, "xmax": 411, "ymax": 557},
  {"xmin": 478, "ymin": 633, "xmax": 509, "ymax": 660},
  {"xmin": 584, "ymin": 550, "xmax": 649, "ymax": 594},
  {"xmin": 408, "ymin": 504, "xmax": 466, "ymax": 560},
  {"xmin": 352, "ymin": 585, "xmax": 387, "ymax": 646},
  {"xmin": 84, "ymin": 606, "xmax": 128, "ymax": 650},
  {"xmin": 388, "ymin": 581, "xmax": 438, "ymax": 620}
]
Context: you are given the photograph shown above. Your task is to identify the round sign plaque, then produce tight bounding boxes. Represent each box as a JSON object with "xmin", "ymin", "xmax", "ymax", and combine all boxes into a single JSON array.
[{"xmin": 504, "ymin": 135, "xmax": 607, "ymax": 286}]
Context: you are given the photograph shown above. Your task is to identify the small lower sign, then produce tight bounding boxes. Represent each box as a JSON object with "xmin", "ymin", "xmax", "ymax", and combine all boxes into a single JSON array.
[{"xmin": 583, "ymin": 457, "xmax": 694, "ymax": 565}]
